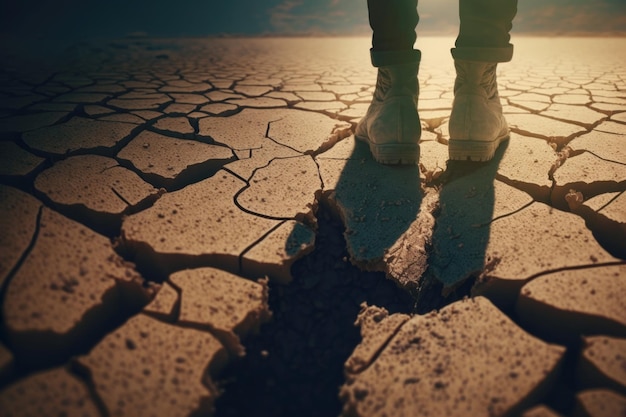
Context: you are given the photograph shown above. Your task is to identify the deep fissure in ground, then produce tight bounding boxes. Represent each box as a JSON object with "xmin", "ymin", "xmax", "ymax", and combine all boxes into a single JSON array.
[{"xmin": 214, "ymin": 203, "xmax": 418, "ymax": 417}]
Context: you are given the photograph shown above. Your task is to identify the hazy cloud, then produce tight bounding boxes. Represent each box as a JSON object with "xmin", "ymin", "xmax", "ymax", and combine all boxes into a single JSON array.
[
  {"xmin": 268, "ymin": 0, "xmax": 368, "ymax": 35},
  {"xmin": 515, "ymin": 0, "xmax": 626, "ymax": 33},
  {"xmin": 265, "ymin": 0, "xmax": 626, "ymax": 36},
  {"xmin": 0, "ymin": 0, "xmax": 623, "ymax": 40}
]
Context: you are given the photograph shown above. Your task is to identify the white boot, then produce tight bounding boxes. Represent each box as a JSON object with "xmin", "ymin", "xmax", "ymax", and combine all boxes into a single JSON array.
[
  {"xmin": 356, "ymin": 62, "xmax": 421, "ymax": 165},
  {"xmin": 448, "ymin": 60, "xmax": 509, "ymax": 162}
]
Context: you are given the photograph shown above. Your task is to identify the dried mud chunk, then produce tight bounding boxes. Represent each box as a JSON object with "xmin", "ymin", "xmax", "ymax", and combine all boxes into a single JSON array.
[
  {"xmin": 237, "ymin": 155, "xmax": 321, "ymax": 220},
  {"xmin": 198, "ymin": 108, "xmax": 345, "ymax": 153},
  {"xmin": 3, "ymin": 208, "xmax": 150, "ymax": 363},
  {"xmin": 552, "ymin": 152, "xmax": 626, "ymax": 209},
  {"xmin": 496, "ymin": 133, "xmax": 557, "ymax": 196},
  {"xmin": 117, "ymin": 130, "xmax": 233, "ymax": 188},
  {"xmin": 197, "ymin": 108, "xmax": 273, "ymax": 150},
  {"xmin": 0, "ymin": 342, "xmax": 14, "ymax": 383},
  {"xmin": 0, "ymin": 367, "xmax": 100, "ymax": 417},
  {"xmin": 577, "ymin": 336, "xmax": 626, "ymax": 394},
  {"xmin": 584, "ymin": 192, "xmax": 626, "ymax": 225},
  {"xmin": 569, "ymin": 130, "xmax": 625, "ymax": 163},
  {"xmin": 522, "ymin": 405, "xmax": 564, "ymax": 417},
  {"xmin": 0, "ymin": 111, "xmax": 67, "ymax": 133},
  {"xmin": 84, "ymin": 104, "xmax": 114, "ymax": 116},
  {"xmin": 160, "ymin": 80, "xmax": 212, "ymax": 93},
  {"xmin": 170, "ymin": 93, "xmax": 209, "ymax": 105},
  {"xmin": 77, "ymin": 314, "xmax": 228, "ymax": 417},
  {"xmin": 555, "ymin": 151, "xmax": 626, "ymax": 186},
  {"xmin": 340, "ymin": 297, "xmax": 565, "ymax": 417},
  {"xmin": 121, "ymin": 171, "xmax": 279, "ymax": 275},
  {"xmin": 429, "ymin": 164, "xmax": 536, "ymax": 293},
  {"xmin": 0, "ymin": 186, "xmax": 41, "ymax": 289},
  {"xmin": 506, "ymin": 113, "xmax": 585, "ymax": 142},
  {"xmin": 108, "ymin": 95, "xmax": 171, "ymax": 110},
  {"xmin": 267, "ymin": 109, "xmax": 350, "ymax": 153},
  {"xmin": 225, "ymin": 138, "xmax": 300, "ymax": 180},
  {"xmin": 100, "ymin": 113, "xmax": 145, "ymax": 124},
  {"xmin": 318, "ymin": 139, "xmax": 423, "ymax": 270},
  {"xmin": 543, "ymin": 103, "xmax": 606, "ymax": 126},
  {"xmin": 0, "ymin": 141, "xmax": 45, "ymax": 178},
  {"xmin": 22, "ymin": 117, "xmax": 136, "ymax": 155},
  {"xmin": 516, "ymin": 265, "xmax": 626, "ymax": 344},
  {"xmin": 169, "ymin": 268, "xmax": 271, "ymax": 355},
  {"xmin": 226, "ymin": 97, "xmax": 286, "ymax": 108},
  {"xmin": 143, "ymin": 281, "xmax": 179, "ymax": 322},
  {"xmin": 576, "ymin": 191, "xmax": 626, "ymax": 259},
  {"xmin": 34, "ymin": 155, "xmax": 159, "ymax": 231},
  {"xmin": 472, "ymin": 203, "xmax": 619, "ymax": 308},
  {"xmin": 382, "ymin": 190, "xmax": 438, "ymax": 290},
  {"xmin": 345, "ymin": 304, "xmax": 410, "ymax": 375},
  {"xmin": 417, "ymin": 140, "xmax": 448, "ymax": 179},
  {"xmin": 152, "ymin": 116, "xmax": 195, "ymax": 134},
  {"xmin": 241, "ymin": 220, "xmax": 316, "ymax": 284},
  {"xmin": 572, "ymin": 389, "xmax": 626, "ymax": 417}
]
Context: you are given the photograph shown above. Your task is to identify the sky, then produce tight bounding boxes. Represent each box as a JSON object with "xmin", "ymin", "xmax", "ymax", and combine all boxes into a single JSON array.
[{"xmin": 1, "ymin": 0, "xmax": 625, "ymax": 41}]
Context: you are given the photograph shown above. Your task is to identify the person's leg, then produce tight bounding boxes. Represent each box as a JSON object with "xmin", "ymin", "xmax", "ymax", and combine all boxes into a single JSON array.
[
  {"xmin": 454, "ymin": 0, "xmax": 517, "ymax": 61},
  {"xmin": 368, "ymin": 0, "xmax": 418, "ymax": 54},
  {"xmin": 448, "ymin": 0, "xmax": 518, "ymax": 162},
  {"xmin": 356, "ymin": 0, "xmax": 421, "ymax": 165}
]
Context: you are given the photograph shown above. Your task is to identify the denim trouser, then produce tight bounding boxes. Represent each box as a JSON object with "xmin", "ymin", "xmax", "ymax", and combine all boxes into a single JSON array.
[{"xmin": 367, "ymin": 0, "xmax": 518, "ymax": 66}]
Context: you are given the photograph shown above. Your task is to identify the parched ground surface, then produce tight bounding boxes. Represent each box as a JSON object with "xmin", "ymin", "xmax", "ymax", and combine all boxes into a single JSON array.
[{"xmin": 0, "ymin": 36, "xmax": 625, "ymax": 417}]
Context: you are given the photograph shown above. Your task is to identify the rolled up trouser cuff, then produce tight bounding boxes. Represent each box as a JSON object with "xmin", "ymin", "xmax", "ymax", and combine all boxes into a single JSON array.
[
  {"xmin": 451, "ymin": 44, "xmax": 513, "ymax": 63},
  {"xmin": 370, "ymin": 49, "xmax": 421, "ymax": 67}
]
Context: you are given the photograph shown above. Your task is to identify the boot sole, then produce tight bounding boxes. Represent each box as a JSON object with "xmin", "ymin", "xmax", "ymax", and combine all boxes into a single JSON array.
[
  {"xmin": 357, "ymin": 135, "xmax": 419, "ymax": 165},
  {"xmin": 448, "ymin": 133, "xmax": 509, "ymax": 162}
]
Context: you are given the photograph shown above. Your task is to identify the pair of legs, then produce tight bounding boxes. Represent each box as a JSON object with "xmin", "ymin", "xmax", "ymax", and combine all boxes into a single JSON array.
[{"xmin": 357, "ymin": 0, "xmax": 518, "ymax": 164}]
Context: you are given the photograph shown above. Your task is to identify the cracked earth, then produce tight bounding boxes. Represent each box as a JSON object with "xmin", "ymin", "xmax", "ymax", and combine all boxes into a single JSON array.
[{"xmin": 0, "ymin": 37, "xmax": 625, "ymax": 417}]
